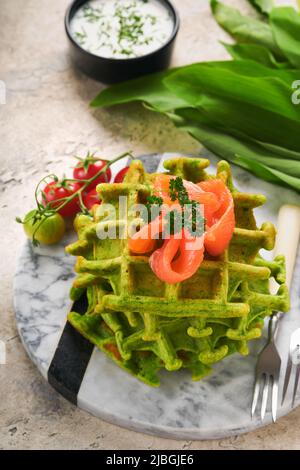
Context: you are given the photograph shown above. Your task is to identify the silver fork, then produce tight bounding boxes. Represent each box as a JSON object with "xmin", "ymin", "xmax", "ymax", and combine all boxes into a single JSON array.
[
  {"xmin": 251, "ymin": 204, "xmax": 300, "ymax": 423},
  {"xmin": 251, "ymin": 312, "xmax": 282, "ymax": 422},
  {"xmin": 281, "ymin": 327, "xmax": 300, "ymax": 408}
]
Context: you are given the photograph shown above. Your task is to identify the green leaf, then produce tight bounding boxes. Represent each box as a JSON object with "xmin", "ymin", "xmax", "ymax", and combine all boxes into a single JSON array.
[
  {"xmin": 174, "ymin": 117, "xmax": 280, "ymax": 165},
  {"xmin": 91, "ymin": 59, "xmax": 299, "ymax": 117},
  {"xmin": 247, "ymin": 0, "xmax": 274, "ymax": 16},
  {"xmin": 237, "ymin": 153, "xmax": 300, "ymax": 177},
  {"xmin": 210, "ymin": 0, "xmax": 284, "ymax": 59},
  {"xmin": 257, "ymin": 141, "xmax": 300, "ymax": 160},
  {"xmin": 270, "ymin": 7, "xmax": 300, "ymax": 68},
  {"xmin": 176, "ymin": 104, "xmax": 300, "ymax": 160},
  {"xmin": 235, "ymin": 154, "xmax": 300, "ymax": 191},
  {"xmin": 222, "ymin": 42, "xmax": 289, "ymax": 68},
  {"xmin": 91, "ymin": 68, "xmax": 186, "ymax": 112},
  {"xmin": 165, "ymin": 62, "xmax": 300, "ymax": 151},
  {"xmin": 175, "ymin": 119, "xmax": 300, "ymax": 192}
]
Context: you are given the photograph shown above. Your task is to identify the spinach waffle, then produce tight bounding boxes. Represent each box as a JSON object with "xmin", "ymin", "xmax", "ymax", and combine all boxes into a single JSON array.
[{"xmin": 66, "ymin": 157, "xmax": 289, "ymax": 386}]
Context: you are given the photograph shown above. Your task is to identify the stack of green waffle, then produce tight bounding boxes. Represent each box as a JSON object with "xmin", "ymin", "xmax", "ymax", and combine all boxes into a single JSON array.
[{"xmin": 66, "ymin": 157, "xmax": 289, "ymax": 386}]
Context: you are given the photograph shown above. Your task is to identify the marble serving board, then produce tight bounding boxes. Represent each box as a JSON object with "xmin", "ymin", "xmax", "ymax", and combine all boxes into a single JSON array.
[{"xmin": 13, "ymin": 153, "xmax": 300, "ymax": 440}]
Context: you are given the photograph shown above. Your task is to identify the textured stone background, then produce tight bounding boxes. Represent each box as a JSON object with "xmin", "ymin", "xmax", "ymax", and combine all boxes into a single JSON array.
[{"xmin": 1, "ymin": 0, "xmax": 300, "ymax": 450}]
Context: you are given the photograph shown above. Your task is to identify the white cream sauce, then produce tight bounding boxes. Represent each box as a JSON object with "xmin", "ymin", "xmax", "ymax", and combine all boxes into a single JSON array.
[{"xmin": 70, "ymin": 0, "xmax": 174, "ymax": 59}]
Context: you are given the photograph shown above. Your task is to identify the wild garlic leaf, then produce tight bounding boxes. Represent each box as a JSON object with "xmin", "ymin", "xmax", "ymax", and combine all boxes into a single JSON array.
[
  {"xmin": 176, "ymin": 120, "xmax": 300, "ymax": 192},
  {"xmin": 210, "ymin": 0, "xmax": 284, "ymax": 59},
  {"xmin": 247, "ymin": 0, "xmax": 274, "ymax": 16},
  {"xmin": 91, "ymin": 60, "xmax": 298, "ymax": 113},
  {"xmin": 90, "ymin": 68, "xmax": 185, "ymax": 112},
  {"xmin": 164, "ymin": 62, "xmax": 300, "ymax": 127},
  {"xmin": 235, "ymin": 154, "xmax": 300, "ymax": 191},
  {"xmin": 222, "ymin": 42, "xmax": 289, "ymax": 68},
  {"xmin": 175, "ymin": 116, "xmax": 295, "ymax": 165},
  {"xmin": 257, "ymin": 141, "xmax": 300, "ymax": 161},
  {"xmin": 90, "ymin": 57, "xmax": 300, "ymax": 192},
  {"xmin": 175, "ymin": 97, "xmax": 300, "ymax": 156},
  {"xmin": 237, "ymin": 153, "xmax": 300, "ymax": 177},
  {"xmin": 270, "ymin": 7, "xmax": 300, "ymax": 68}
]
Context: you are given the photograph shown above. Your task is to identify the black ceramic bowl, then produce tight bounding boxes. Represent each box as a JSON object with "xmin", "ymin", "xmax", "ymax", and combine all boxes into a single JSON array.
[{"xmin": 65, "ymin": 0, "xmax": 180, "ymax": 84}]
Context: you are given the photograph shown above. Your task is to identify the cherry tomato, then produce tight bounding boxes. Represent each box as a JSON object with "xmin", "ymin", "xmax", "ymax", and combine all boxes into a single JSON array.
[
  {"xmin": 114, "ymin": 166, "xmax": 129, "ymax": 183},
  {"xmin": 23, "ymin": 210, "xmax": 66, "ymax": 245},
  {"xmin": 82, "ymin": 188, "xmax": 101, "ymax": 210},
  {"xmin": 73, "ymin": 157, "xmax": 111, "ymax": 191},
  {"xmin": 42, "ymin": 181, "xmax": 81, "ymax": 217}
]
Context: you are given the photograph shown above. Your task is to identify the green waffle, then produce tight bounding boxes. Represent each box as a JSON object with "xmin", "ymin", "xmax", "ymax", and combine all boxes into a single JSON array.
[{"xmin": 66, "ymin": 157, "xmax": 289, "ymax": 386}]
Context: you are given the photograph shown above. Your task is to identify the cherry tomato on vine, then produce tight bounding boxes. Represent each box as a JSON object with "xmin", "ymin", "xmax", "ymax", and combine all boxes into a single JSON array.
[
  {"xmin": 82, "ymin": 188, "xmax": 101, "ymax": 210},
  {"xmin": 73, "ymin": 156, "xmax": 111, "ymax": 191},
  {"xmin": 42, "ymin": 181, "xmax": 82, "ymax": 217},
  {"xmin": 23, "ymin": 210, "xmax": 66, "ymax": 245},
  {"xmin": 114, "ymin": 166, "xmax": 129, "ymax": 183}
]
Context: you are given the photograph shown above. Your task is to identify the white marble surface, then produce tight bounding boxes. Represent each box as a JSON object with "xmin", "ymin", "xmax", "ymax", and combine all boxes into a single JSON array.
[
  {"xmin": 13, "ymin": 238, "xmax": 75, "ymax": 378},
  {"xmin": 13, "ymin": 154, "xmax": 300, "ymax": 440}
]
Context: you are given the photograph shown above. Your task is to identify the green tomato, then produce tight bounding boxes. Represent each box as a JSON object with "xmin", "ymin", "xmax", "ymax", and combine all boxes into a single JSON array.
[{"xmin": 23, "ymin": 210, "xmax": 66, "ymax": 245}]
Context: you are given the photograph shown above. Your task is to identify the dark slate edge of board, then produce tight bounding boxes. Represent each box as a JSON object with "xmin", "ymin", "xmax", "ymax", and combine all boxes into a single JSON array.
[{"xmin": 48, "ymin": 293, "xmax": 94, "ymax": 405}]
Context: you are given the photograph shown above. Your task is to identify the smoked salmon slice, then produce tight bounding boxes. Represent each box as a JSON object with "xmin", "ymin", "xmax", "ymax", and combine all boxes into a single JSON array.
[
  {"xmin": 128, "ymin": 213, "xmax": 165, "ymax": 254},
  {"xmin": 198, "ymin": 179, "xmax": 235, "ymax": 257},
  {"xmin": 149, "ymin": 229, "xmax": 204, "ymax": 284},
  {"xmin": 128, "ymin": 173, "xmax": 235, "ymax": 283}
]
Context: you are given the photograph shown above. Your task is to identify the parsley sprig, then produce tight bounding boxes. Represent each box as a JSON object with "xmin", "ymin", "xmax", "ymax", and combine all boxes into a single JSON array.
[
  {"xmin": 145, "ymin": 177, "xmax": 205, "ymax": 237},
  {"xmin": 169, "ymin": 176, "xmax": 190, "ymax": 205}
]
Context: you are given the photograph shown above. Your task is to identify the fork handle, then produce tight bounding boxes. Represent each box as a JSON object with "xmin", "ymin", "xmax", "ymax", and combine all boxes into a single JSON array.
[
  {"xmin": 268, "ymin": 205, "xmax": 300, "ymax": 341},
  {"xmin": 269, "ymin": 204, "xmax": 300, "ymax": 294},
  {"xmin": 274, "ymin": 204, "xmax": 300, "ymax": 289},
  {"xmin": 268, "ymin": 312, "xmax": 281, "ymax": 342}
]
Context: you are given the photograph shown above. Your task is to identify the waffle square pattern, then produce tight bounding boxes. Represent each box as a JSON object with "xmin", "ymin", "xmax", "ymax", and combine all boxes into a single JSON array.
[{"xmin": 66, "ymin": 157, "xmax": 289, "ymax": 386}]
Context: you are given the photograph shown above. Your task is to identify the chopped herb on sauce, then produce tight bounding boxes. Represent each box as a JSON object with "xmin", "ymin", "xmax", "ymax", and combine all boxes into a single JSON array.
[{"xmin": 71, "ymin": 0, "xmax": 174, "ymax": 59}]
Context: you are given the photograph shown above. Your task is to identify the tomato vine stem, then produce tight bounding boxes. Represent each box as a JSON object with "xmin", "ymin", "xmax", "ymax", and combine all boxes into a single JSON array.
[{"xmin": 17, "ymin": 150, "xmax": 133, "ymax": 245}]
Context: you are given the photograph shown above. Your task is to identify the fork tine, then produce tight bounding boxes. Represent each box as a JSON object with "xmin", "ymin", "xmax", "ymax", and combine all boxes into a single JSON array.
[
  {"xmin": 281, "ymin": 355, "xmax": 293, "ymax": 405},
  {"xmin": 261, "ymin": 374, "xmax": 269, "ymax": 421},
  {"xmin": 292, "ymin": 364, "xmax": 300, "ymax": 408},
  {"xmin": 251, "ymin": 376, "xmax": 261, "ymax": 418},
  {"xmin": 271, "ymin": 376, "xmax": 279, "ymax": 423}
]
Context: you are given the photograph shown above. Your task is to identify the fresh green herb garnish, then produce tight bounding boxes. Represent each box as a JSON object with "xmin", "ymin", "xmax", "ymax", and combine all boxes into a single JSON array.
[
  {"xmin": 144, "ymin": 195, "xmax": 163, "ymax": 224},
  {"xmin": 169, "ymin": 177, "xmax": 190, "ymax": 206},
  {"xmin": 168, "ymin": 177, "xmax": 205, "ymax": 236},
  {"xmin": 147, "ymin": 195, "xmax": 163, "ymax": 206},
  {"xmin": 114, "ymin": 2, "xmax": 157, "ymax": 56},
  {"xmin": 74, "ymin": 28, "xmax": 87, "ymax": 45},
  {"xmin": 164, "ymin": 207, "xmax": 182, "ymax": 237},
  {"xmin": 145, "ymin": 178, "xmax": 205, "ymax": 237},
  {"xmin": 82, "ymin": 4, "xmax": 103, "ymax": 23}
]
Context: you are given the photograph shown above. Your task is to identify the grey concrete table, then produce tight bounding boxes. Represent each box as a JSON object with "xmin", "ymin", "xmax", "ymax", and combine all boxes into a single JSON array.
[{"xmin": 1, "ymin": 0, "xmax": 300, "ymax": 450}]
